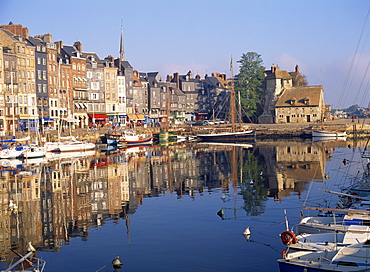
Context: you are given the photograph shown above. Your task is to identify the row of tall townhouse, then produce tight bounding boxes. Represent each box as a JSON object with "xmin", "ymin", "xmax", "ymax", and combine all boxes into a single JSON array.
[{"xmin": 0, "ymin": 22, "xmax": 232, "ymax": 133}]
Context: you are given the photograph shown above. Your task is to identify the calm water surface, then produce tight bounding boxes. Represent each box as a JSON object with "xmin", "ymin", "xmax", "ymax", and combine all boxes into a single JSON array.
[{"xmin": 0, "ymin": 138, "xmax": 367, "ymax": 271}]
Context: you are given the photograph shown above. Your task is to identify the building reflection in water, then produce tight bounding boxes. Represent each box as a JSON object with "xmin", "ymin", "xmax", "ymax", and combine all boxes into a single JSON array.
[{"xmin": 0, "ymin": 139, "xmax": 342, "ymax": 264}]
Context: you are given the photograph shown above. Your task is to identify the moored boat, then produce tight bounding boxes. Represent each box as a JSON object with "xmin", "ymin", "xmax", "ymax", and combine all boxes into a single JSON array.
[
  {"xmin": 278, "ymin": 225, "xmax": 370, "ymax": 271},
  {"xmin": 117, "ymin": 130, "xmax": 153, "ymax": 146},
  {"xmin": 44, "ymin": 137, "xmax": 96, "ymax": 153},
  {"xmin": 312, "ymin": 129, "xmax": 347, "ymax": 137}
]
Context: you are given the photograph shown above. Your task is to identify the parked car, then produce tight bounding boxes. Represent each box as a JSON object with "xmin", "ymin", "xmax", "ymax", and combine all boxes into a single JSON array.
[
  {"xmin": 203, "ymin": 120, "xmax": 215, "ymax": 125},
  {"xmin": 194, "ymin": 121, "xmax": 206, "ymax": 126}
]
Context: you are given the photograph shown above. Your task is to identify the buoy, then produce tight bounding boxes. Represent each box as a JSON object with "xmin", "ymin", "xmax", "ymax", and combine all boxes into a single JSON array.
[
  {"xmin": 112, "ymin": 256, "xmax": 123, "ymax": 269},
  {"xmin": 217, "ymin": 208, "xmax": 225, "ymax": 219},
  {"xmin": 243, "ymin": 227, "xmax": 251, "ymax": 235}
]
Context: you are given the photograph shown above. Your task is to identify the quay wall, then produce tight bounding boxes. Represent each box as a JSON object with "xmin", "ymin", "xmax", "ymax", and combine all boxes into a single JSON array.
[{"xmin": 10, "ymin": 118, "xmax": 370, "ymax": 143}]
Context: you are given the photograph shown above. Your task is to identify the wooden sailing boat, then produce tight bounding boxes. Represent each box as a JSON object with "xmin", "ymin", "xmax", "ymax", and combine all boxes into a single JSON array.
[
  {"xmin": 197, "ymin": 58, "xmax": 256, "ymax": 142},
  {"xmin": 312, "ymin": 109, "xmax": 346, "ymax": 137}
]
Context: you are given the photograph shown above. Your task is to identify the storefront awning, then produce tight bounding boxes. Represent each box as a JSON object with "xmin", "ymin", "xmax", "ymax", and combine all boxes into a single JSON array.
[
  {"xmin": 40, "ymin": 118, "xmax": 55, "ymax": 122},
  {"xmin": 127, "ymin": 114, "xmax": 146, "ymax": 120},
  {"xmin": 89, "ymin": 114, "xmax": 108, "ymax": 119}
]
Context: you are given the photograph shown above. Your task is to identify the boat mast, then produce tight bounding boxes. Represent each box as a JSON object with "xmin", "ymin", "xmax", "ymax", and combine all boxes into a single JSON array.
[
  {"xmin": 230, "ymin": 57, "xmax": 236, "ymax": 132},
  {"xmin": 11, "ymin": 62, "xmax": 16, "ymax": 136},
  {"xmin": 165, "ymin": 82, "xmax": 169, "ymax": 132}
]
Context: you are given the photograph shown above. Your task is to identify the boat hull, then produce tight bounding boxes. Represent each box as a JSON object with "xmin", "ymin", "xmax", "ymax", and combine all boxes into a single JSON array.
[
  {"xmin": 278, "ymin": 260, "xmax": 334, "ymax": 272},
  {"xmin": 312, "ymin": 130, "xmax": 346, "ymax": 137},
  {"xmin": 197, "ymin": 130, "xmax": 256, "ymax": 142},
  {"xmin": 101, "ymin": 132, "xmax": 121, "ymax": 145},
  {"xmin": 119, "ymin": 136, "xmax": 153, "ymax": 146}
]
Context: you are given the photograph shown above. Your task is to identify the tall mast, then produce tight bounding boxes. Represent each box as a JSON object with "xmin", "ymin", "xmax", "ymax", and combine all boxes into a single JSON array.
[
  {"xmin": 11, "ymin": 62, "xmax": 16, "ymax": 136},
  {"xmin": 165, "ymin": 83, "xmax": 169, "ymax": 132},
  {"xmin": 230, "ymin": 56, "xmax": 236, "ymax": 132}
]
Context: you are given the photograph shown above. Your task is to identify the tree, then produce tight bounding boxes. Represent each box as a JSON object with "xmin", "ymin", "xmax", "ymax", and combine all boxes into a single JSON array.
[
  {"xmin": 235, "ymin": 52, "xmax": 265, "ymax": 120},
  {"xmin": 291, "ymin": 72, "xmax": 308, "ymax": 87}
]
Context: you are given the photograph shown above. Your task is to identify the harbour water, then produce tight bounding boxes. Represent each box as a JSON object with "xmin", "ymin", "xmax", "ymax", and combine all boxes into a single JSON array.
[{"xmin": 0, "ymin": 138, "xmax": 366, "ymax": 271}]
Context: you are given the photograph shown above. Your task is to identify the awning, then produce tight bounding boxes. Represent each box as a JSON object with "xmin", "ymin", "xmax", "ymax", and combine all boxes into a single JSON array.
[
  {"xmin": 89, "ymin": 114, "xmax": 108, "ymax": 119},
  {"xmin": 41, "ymin": 118, "xmax": 54, "ymax": 122},
  {"xmin": 62, "ymin": 117, "xmax": 79, "ymax": 123},
  {"xmin": 127, "ymin": 114, "xmax": 146, "ymax": 120}
]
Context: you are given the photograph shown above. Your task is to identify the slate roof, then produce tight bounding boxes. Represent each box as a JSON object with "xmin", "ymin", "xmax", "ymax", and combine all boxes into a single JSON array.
[
  {"xmin": 204, "ymin": 76, "xmax": 224, "ymax": 89},
  {"xmin": 62, "ymin": 45, "xmax": 84, "ymax": 58},
  {"xmin": 275, "ymin": 85, "xmax": 323, "ymax": 107}
]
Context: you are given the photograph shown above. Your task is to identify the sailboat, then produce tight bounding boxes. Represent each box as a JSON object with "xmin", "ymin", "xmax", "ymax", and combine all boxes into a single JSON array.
[
  {"xmin": 44, "ymin": 116, "xmax": 96, "ymax": 153},
  {"xmin": 196, "ymin": 59, "xmax": 256, "ymax": 142}
]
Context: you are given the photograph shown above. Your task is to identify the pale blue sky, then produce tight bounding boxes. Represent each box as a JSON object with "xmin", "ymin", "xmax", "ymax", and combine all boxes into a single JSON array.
[{"xmin": 1, "ymin": 0, "xmax": 369, "ymax": 108}]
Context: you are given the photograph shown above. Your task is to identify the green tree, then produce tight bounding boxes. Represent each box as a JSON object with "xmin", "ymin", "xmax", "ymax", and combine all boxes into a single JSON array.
[{"xmin": 235, "ymin": 52, "xmax": 265, "ymax": 120}]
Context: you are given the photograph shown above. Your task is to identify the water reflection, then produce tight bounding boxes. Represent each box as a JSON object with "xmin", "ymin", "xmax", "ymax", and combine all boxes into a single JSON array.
[{"xmin": 0, "ymin": 138, "xmax": 356, "ymax": 269}]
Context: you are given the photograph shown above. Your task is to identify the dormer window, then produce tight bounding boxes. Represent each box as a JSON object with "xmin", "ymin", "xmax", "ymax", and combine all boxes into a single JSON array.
[
  {"xmin": 290, "ymin": 97, "xmax": 296, "ymax": 105},
  {"xmin": 304, "ymin": 97, "xmax": 310, "ymax": 105}
]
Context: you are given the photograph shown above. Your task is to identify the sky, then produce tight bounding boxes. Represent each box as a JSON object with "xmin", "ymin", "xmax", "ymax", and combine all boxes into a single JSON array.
[{"xmin": 1, "ymin": 0, "xmax": 370, "ymax": 109}]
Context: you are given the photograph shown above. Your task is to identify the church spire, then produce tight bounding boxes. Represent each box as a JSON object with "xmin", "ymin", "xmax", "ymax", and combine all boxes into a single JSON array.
[{"xmin": 119, "ymin": 17, "xmax": 125, "ymax": 62}]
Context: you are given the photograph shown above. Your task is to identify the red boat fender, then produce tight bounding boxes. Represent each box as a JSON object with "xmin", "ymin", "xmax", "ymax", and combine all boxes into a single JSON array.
[{"xmin": 281, "ymin": 231, "xmax": 298, "ymax": 245}]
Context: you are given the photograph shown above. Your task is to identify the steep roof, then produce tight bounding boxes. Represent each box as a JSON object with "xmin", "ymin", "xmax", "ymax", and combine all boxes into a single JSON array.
[
  {"xmin": 275, "ymin": 85, "xmax": 323, "ymax": 107},
  {"xmin": 264, "ymin": 66, "xmax": 292, "ymax": 80}
]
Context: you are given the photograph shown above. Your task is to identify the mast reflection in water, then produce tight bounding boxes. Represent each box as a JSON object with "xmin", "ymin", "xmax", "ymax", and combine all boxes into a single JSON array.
[{"xmin": 0, "ymin": 139, "xmax": 351, "ymax": 271}]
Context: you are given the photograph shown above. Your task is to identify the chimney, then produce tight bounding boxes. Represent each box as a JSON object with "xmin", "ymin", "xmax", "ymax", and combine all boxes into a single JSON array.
[
  {"xmin": 55, "ymin": 41, "xmax": 63, "ymax": 54},
  {"xmin": 173, "ymin": 72, "xmax": 179, "ymax": 88},
  {"xmin": 73, "ymin": 41, "xmax": 82, "ymax": 52},
  {"xmin": 166, "ymin": 75, "xmax": 173, "ymax": 82},
  {"xmin": 42, "ymin": 33, "xmax": 52, "ymax": 43},
  {"xmin": 187, "ymin": 70, "xmax": 192, "ymax": 79},
  {"xmin": 295, "ymin": 64, "xmax": 300, "ymax": 73},
  {"xmin": 271, "ymin": 65, "xmax": 276, "ymax": 73},
  {"xmin": 0, "ymin": 23, "xmax": 29, "ymax": 38}
]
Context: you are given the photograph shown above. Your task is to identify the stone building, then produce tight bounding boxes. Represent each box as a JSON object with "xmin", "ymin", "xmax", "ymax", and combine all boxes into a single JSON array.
[
  {"xmin": 274, "ymin": 85, "xmax": 324, "ymax": 124},
  {"xmin": 259, "ymin": 65, "xmax": 325, "ymax": 124}
]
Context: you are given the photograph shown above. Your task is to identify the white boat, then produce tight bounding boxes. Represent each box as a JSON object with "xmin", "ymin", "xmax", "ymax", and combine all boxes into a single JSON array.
[
  {"xmin": 0, "ymin": 145, "xmax": 25, "ymax": 159},
  {"xmin": 312, "ymin": 129, "xmax": 347, "ymax": 137},
  {"xmin": 297, "ymin": 201, "xmax": 370, "ymax": 234},
  {"xmin": 22, "ymin": 144, "xmax": 46, "ymax": 159},
  {"xmin": 118, "ymin": 130, "xmax": 153, "ymax": 146},
  {"xmin": 44, "ymin": 137, "xmax": 96, "ymax": 153},
  {"xmin": 278, "ymin": 225, "xmax": 370, "ymax": 271}
]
